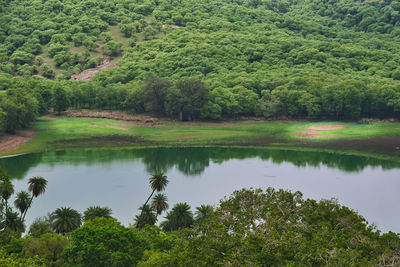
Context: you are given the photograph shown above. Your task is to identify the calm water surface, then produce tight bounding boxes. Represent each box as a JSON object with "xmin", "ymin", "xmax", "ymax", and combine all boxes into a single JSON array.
[{"xmin": 1, "ymin": 147, "xmax": 399, "ymax": 233}]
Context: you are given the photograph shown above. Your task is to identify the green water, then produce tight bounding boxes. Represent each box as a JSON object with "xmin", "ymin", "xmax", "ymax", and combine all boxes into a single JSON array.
[{"xmin": 1, "ymin": 147, "xmax": 399, "ymax": 232}]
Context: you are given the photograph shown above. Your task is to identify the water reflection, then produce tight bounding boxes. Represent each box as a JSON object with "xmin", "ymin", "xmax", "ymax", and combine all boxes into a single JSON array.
[{"xmin": 1, "ymin": 147, "xmax": 399, "ymax": 179}]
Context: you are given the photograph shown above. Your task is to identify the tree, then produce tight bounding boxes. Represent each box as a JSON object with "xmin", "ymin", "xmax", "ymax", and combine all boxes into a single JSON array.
[
  {"xmin": 62, "ymin": 217, "xmax": 148, "ymax": 266},
  {"xmin": 4, "ymin": 210, "xmax": 24, "ymax": 232},
  {"xmin": 120, "ymin": 24, "xmax": 135, "ymax": 37},
  {"xmin": 0, "ymin": 173, "xmax": 14, "ymax": 214},
  {"xmin": 14, "ymin": 191, "xmax": 30, "ymax": 218},
  {"xmin": 83, "ymin": 206, "xmax": 112, "ymax": 221},
  {"xmin": 151, "ymin": 193, "xmax": 168, "ymax": 218},
  {"xmin": 51, "ymin": 207, "xmax": 81, "ymax": 235},
  {"xmin": 139, "ymin": 172, "xmax": 168, "ymax": 223},
  {"xmin": 23, "ymin": 176, "xmax": 47, "ymax": 221},
  {"xmin": 135, "ymin": 204, "xmax": 157, "ymax": 228},
  {"xmin": 102, "ymin": 41, "xmax": 123, "ymax": 56},
  {"xmin": 53, "ymin": 86, "xmax": 69, "ymax": 114},
  {"xmin": 28, "ymin": 217, "xmax": 53, "ymax": 238},
  {"xmin": 166, "ymin": 78, "xmax": 209, "ymax": 120},
  {"xmin": 0, "ymin": 89, "xmax": 39, "ymax": 133},
  {"xmin": 24, "ymin": 233, "xmax": 69, "ymax": 267},
  {"xmin": 151, "ymin": 193, "xmax": 169, "ymax": 217},
  {"xmin": 161, "ymin": 202, "xmax": 194, "ymax": 231},
  {"xmin": 142, "ymin": 77, "xmax": 172, "ymax": 115},
  {"xmin": 71, "ymin": 33, "xmax": 87, "ymax": 47},
  {"xmin": 194, "ymin": 204, "xmax": 213, "ymax": 224},
  {"xmin": 10, "ymin": 51, "xmax": 35, "ymax": 65}
]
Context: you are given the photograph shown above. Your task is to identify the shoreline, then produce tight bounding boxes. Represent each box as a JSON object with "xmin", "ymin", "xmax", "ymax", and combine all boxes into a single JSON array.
[
  {"xmin": 1, "ymin": 116, "xmax": 399, "ymax": 161},
  {"xmin": 2, "ymin": 144, "xmax": 400, "ymax": 164}
]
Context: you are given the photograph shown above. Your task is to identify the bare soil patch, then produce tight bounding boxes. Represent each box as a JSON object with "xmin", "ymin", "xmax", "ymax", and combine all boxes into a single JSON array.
[
  {"xmin": 71, "ymin": 57, "xmax": 116, "ymax": 82},
  {"xmin": 65, "ymin": 110, "xmax": 158, "ymax": 125},
  {"xmin": 308, "ymin": 125, "xmax": 345, "ymax": 131},
  {"xmin": 294, "ymin": 124, "xmax": 345, "ymax": 138},
  {"xmin": 89, "ymin": 124, "xmax": 138, "ymax": 134},
  {"xmin": 0, "ymin": 130, "xmax": 35, "ymax": 152}
]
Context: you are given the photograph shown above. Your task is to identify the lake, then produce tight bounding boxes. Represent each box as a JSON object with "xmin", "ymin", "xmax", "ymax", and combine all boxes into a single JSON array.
[{"xmin": 1, "ymin": 147, "xmax": 399, "ymax": 233}]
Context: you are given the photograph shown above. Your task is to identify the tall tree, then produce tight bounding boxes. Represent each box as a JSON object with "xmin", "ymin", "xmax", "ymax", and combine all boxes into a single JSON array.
[
  {"xmin": 23, "ymin": 176, "xmax": 47, "ymax": 221},
  {"xmin": 139, "ymin": 172, "xmax": 168, "ymax": 221}
]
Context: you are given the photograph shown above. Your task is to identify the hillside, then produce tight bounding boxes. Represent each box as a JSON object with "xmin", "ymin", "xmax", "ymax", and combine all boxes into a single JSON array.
[{"xmin": 1, "ymin": 0, "xmax": 400, "ymax": 131}]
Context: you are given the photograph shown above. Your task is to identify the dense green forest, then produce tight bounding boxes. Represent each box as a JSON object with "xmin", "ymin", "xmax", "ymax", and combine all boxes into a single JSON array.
[{"xmin": 1, "ymin": 0, "xmax": 400, "ymax": 132}]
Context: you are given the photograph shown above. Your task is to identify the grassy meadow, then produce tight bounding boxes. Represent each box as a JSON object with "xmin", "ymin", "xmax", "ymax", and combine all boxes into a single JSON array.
[{"xmin": 1, "ymin": 116, "xmax": 400, "ymax": 160}]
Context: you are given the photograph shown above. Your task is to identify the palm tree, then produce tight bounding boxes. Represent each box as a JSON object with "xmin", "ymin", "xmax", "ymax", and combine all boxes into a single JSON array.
[
  {"xmin": 161, "ymin": 202, "xmax": 194, "ymax": 231},
  {"xmin": 135, "ymin": 204, "xmax": 157, "ymax": 228},
  {"xmin": 140, "ymin": 172, "xmax": 168, "ymax": 218},
  {"xmin": 14, "ymin": 191, "xmax": 30, "ymax": 218},
  {"xmin": 23, "ymin": 176, "xmax": 47, "ymax": 221},
  {"xmin": 0, "ymin": 178, "xmax": 14, "ymax": 213},
  {"xmin": 5, "ymin": 210, "xmax": 24, "ymax": 232},
  {"xmin": 83, "ymin": 206, "xmax": 112, "ymax": 221},
  {"xmin": 51, "ymin": 207, "xmax": 82, "ymax": 235},
  {"xmin": 151, "ymin": 193, "xmax": 169, "ymax": 217},
  {"xmin": 195, "ymin": 205, "xmax": 214, "ymax": 224}
]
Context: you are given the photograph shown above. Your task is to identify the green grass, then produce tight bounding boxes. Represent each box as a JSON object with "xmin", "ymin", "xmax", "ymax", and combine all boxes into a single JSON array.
[
  {"xmin": 1, "ymin": 117, "xmax": 400, "ymax": 159},
  {"xmin": 109, "ymin": 25, "xmax": 130, "ymax": 49}
]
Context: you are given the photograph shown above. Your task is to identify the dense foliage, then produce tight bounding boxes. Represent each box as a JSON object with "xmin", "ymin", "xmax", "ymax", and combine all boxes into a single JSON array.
[
  {"xmin": 0, "ymin": 184, "xmax": 399, "ymax": 266},
  {"xmin": 1, "ymin": 0, "xmax": 400, "ymax": 127},
  {"xmin": 63, "ymin": 218, "xmax": 148, "ymax": 267},
  {"xmin": 139, "ymin": 188, "xmax": 400, "ymax": 266}
]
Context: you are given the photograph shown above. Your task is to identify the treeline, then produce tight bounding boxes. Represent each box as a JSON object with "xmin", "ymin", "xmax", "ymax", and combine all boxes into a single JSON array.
[
  {"xmin": 1, "ymin": 74, "xmax": 400, "ymax": 134},
  {"xmin": 0, "ymin": 187, "xmax": 399, "ymax": 266}
]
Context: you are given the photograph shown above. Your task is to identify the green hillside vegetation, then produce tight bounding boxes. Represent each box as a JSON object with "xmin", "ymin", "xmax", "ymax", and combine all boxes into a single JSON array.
[{"xmin": 1, "ymin": 0, "xmax": 400, "ymax": 131}]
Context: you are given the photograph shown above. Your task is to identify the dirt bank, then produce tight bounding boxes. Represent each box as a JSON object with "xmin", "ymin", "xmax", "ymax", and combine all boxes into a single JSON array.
[
  {"xmin": 0, "ymin": 130, "xmax": 35, "ymax": 153},
  {"xmin": 295, "ymin": 124, "xmax": 345, "ymax": 138},
  {"xmin": 64, "ymin": 110, "xmax": 158, "ymax": 124}
]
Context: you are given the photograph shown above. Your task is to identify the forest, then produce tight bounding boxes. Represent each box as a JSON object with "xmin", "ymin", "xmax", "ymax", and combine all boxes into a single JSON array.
[{"xmin": 1, "ymin": 0, "xmax": 400, "ymax": 134}]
